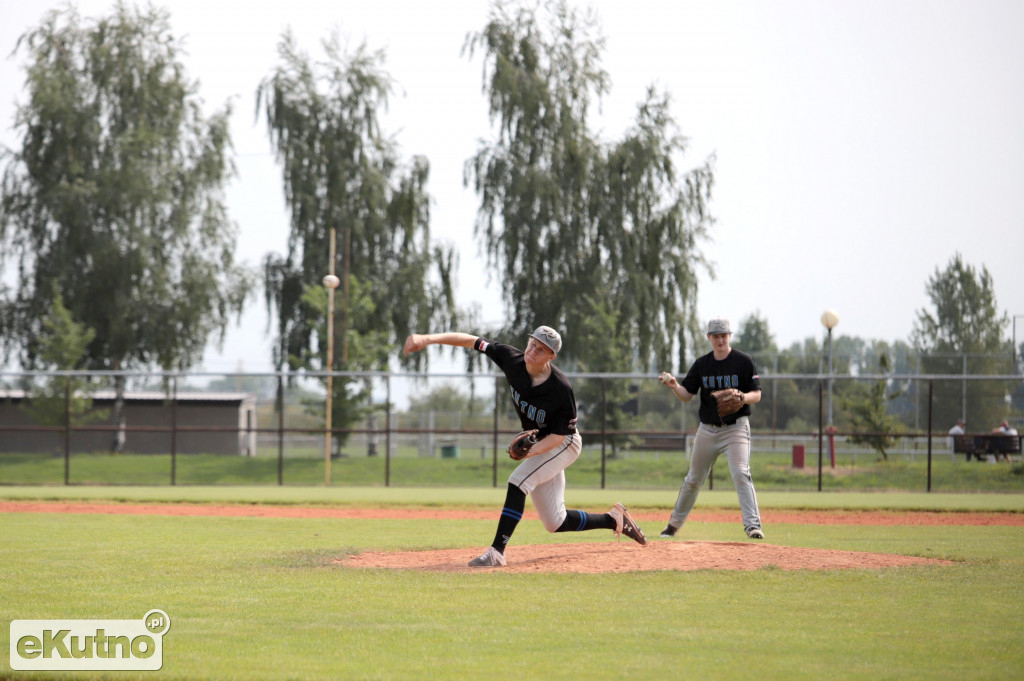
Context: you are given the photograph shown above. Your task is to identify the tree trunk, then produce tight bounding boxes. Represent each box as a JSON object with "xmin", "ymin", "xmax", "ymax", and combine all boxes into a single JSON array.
[{"xmin": 365, "ymin": 378, "xmax": 377, "ymax": 457}]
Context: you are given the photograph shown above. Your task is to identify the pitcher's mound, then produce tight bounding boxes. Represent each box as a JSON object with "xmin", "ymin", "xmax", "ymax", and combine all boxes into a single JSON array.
[{"xmin": 341, "ymin": 540, "xmax": 951, "ymax": 573}]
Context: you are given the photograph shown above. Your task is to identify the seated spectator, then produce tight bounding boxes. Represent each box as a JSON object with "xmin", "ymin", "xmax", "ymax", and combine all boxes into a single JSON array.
[{"xmin": 990, "ymin": 420, "xmax": 1019, "ymax": 462}]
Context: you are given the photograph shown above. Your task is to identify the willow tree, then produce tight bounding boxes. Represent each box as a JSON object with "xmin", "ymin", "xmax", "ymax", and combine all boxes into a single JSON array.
[
  {"xmin": 257, "ymin": 31, "xmax": 459, "ymax": 451},
  {"xmin": 0, "ymin": 4, "xmax": 247, "ymax": 452},
  {"xmin": 464, "ymin": 0, "xmax": 714, "ymax": 446},
  {"xmin": 464, "ymin": 0, "xmax": 714, "ymax": 371}
]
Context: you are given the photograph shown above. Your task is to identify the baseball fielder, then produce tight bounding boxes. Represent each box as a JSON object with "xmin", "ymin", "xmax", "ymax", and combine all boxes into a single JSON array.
[
  {"xmin": 403, "ymin": 325, "xmax": 646, "ymax": 567},
  {"xmin": 658, "ymin": 317, "xmax": 765, "ymax": 539}
]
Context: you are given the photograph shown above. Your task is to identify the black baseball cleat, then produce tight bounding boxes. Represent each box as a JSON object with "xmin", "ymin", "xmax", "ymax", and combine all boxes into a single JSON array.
[
  {"xmin": 610, "ymin": 502, "xmax": 647, "ymax": 545},
  {"xmin": 746, "ymin": 527, "xmax": 765, "ymax": 539},
  {"xmin": 660, "ymin": 524, "xmax": 679, "ymax": 538}
]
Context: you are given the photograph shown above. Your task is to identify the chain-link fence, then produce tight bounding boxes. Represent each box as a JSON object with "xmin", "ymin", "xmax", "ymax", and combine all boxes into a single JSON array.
[{"xmin": 1, "ymin": 369, "xmax": 1022, "ymax": 492}]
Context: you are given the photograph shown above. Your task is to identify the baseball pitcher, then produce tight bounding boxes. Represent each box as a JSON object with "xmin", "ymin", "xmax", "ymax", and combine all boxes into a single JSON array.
[{"xmin": 404, "ymin": 325, "xmax": 646, "ymax": 567}]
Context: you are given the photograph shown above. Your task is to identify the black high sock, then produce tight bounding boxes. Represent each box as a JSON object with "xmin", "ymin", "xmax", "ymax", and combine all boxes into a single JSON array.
[
  {"xmin": 555, "ymin": 510, "xmax": 617, "ymax": 532},
  {"xmin": 491, "ymin": 483, "xmax": 526, "ymax": 553}
]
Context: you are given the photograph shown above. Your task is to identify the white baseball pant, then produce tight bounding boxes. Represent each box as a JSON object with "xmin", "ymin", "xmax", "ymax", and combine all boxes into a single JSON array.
[
  {"xmin": 668, "ymin": 416, "xmax": 762, "ymax": 532},
  {"xmin": 508, "ymin": 432, "xmax": 582, "ymax": 532}
]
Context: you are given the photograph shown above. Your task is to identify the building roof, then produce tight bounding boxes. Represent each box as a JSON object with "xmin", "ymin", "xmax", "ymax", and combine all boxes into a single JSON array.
[{"xmin": 0, "ymin": 389, "xmax": 257, "ymax": 404}]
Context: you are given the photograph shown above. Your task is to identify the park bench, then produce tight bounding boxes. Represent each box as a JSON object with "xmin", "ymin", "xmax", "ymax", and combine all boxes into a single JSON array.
[
  {"xmin": 990, "ymin": 433, "xmax": 1022, "ymax": 460},
  {"xmin": 952, "ymin": 435, "xmax": 978, "ymax": 461},
  {"xmin": 954, "ymin": 434, "xmax": 1021, "ymax": 461}
]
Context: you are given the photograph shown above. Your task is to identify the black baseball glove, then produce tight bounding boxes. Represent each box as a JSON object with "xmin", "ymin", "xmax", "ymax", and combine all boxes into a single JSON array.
[{"xmin": 508, "ymin": 429, "xmax": 540, "ymax": 460}]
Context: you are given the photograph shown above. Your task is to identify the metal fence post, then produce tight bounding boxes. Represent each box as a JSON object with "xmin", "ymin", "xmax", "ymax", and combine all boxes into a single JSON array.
[
  {"xmin": 962, "ymin": 353, "xmax": 967, "ymax": 424},
  {"xmin": 63, "ymin": 378, "xmax": 71, "ymax": 486},
  {"xmin": 170, "ymin": 376, "xmax": 178, "ymax": 485},
  {"xmin": 493, "ymin": 377, "xmax": 500, "ymax": 488},
  {"xmin": 927, "ymin": 380, "xmax": 933, "ymax": 493},
  {"xmin": 276, "ymin": 374, "xmax": 284, "ymax": 486},
  {"xmin": 914, "ymin": 355, "xmax": 921, "ymax": 432},
  {"xmin": 818, "ymin": 380, "xmax": 824, "ymax": 492},
  {"xmin": 600, "ymin": 378, "xmax": 607, "ymax": 490},
  {"xmin": 385, "ymin": 375, "xmax": 392, "ymax": 487}
]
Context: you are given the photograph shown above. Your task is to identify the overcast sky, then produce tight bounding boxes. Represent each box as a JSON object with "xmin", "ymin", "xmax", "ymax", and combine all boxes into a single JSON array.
[{"xmin": 2, "ymin": 0, "xmax": 1022, "ymax": 374}]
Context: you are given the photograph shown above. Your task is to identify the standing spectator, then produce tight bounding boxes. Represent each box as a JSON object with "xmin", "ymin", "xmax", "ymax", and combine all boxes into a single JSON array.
[
  {"xmin": 657, "ymin": 317, "xmax": 765, "ymax": 539},
  {"xmin": 947, "ymin": 418, "xmax": 966, "ymax": 460}
]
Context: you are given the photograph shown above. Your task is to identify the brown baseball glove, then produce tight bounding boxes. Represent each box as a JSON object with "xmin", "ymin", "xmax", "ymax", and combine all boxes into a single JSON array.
[
  {"xmin": 712, "ymin": 389, "xmax": 744, "ymax": 419},
  {"xmin": 508, "ymin": 429, "xmax": 539, "ymax": 460}
]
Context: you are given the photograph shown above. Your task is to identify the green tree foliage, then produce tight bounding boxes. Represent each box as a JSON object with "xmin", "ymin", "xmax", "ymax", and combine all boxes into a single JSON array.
[
  {"xmin": 19, "ymin": 286, "xmax": 108, "ymax": 431},
  {"xmin": 733, "ymin": 311, "xmax": 777, "ymax": 358},
  {"xmin": 407, "ymin": 384, "xmax": 491, "ymax": 415},
  {"xmin": 733, "ymin": 312, "xmax": 780, "ymax": 431},
  {"xmin": 861, "ymin": 339, "xmax": 919, "ymax": 426},
  {"xmin": 298, "ymin": 279, "xmax": 383, "ymax": 453},
  {"xmin": 911, "ymin": 253, "xmax": 1010, "ymax": 429},
  {"xmin": 769, "ymin": 337, "xmax": 825, "ymax": 432},
  {"xmin": 257, "ymin": 30, "xmax": 461, "ymax": 450},
  {"xmin": 571, "ymin": 296, "xmax": 641, "ymax": 455},
  {"xmin": 838, "ymin": 354, "xmax": 904, "ymax": 460},
  {"xmin": 0, "ymin": 4, "xmax": 248, "ymax": 451},
  {"xmin": 405, "ymin": 384, "xmax": 494, "ymax": 434},
  {"xmin": 463, "ymin": 0, "xmax": 714, "ymax": 372}
]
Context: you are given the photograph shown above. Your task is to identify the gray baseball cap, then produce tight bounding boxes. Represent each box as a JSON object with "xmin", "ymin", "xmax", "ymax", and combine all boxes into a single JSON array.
[
  {"xmin": 706, "ymin": 317, "xmax": 731, "ymax": 334},
  {"xmin": 530, "ymin": 325, "xmax": 562, "ymax": 354}
]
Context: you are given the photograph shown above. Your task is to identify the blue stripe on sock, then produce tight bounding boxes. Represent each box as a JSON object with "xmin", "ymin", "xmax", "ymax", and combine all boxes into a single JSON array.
[
  {"xmin": 501, "ymin": 507, "xmax": 523, "ymax": 521},
  {"xmin": 576, "ymin": 511, "xmax": 587, "ymax": 531}
]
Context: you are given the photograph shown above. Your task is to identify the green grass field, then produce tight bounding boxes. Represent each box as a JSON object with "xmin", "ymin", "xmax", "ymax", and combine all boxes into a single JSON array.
[
  {"xmin": 3, "ymin": 448, "xmax": 1023, "ymax": 492},
  {"xmin": 1, "ymin": 486, "xmax": 1023, "ymax": 681}
]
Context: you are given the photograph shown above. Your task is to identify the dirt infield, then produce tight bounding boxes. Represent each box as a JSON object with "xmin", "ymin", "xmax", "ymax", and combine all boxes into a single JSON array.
[
  {"xmin": 5, "ymin": 500, "xmax": 1009, "ymax": 572},
  {"xmin": 1, "ymin": 500, "xmax": 1020, "ymax": 526},
  {"xmin": 342, "ymin": 540, "xmax": 954, "ymax": 573}
]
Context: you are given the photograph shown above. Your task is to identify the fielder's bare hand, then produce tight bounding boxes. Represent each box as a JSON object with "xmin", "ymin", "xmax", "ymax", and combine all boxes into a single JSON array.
[{"xmin": 658, "ymin": 372, "xmax": 679, "ymax": 389}]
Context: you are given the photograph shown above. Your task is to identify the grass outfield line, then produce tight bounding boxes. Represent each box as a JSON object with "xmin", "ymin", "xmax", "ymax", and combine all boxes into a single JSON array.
[
  {"xmin": 1, "ymin": 493, "xmax": 1022, "ymax": 681},
  {"xmin": 0, "ymin": 484, "xmax": 1023, "ymax": 512}
]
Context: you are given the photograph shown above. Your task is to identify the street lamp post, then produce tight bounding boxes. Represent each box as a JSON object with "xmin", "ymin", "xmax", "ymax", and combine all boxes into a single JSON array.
[
  {"xmin": 322, "ymin": 229, "xmax": 340, "ymax": 486},
  {"xmin": 1013, "ymin": 314, "xmax": 1024, "ymax": 430},
  {"xmin": 821, "ymin": 310, "xmax": 840, "ymax": 425},
  {"xmin": 821, "ymin": 310, "xmax": 839, "ymax": 470}
]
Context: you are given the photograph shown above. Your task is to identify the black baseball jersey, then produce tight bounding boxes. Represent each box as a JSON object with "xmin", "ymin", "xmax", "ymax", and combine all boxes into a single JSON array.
[
  {"xmin": 681, "ymin": 349, "xmax": 761, "ymax": 426},
  {"xmin": 473, "ymin": 338, "xmax": 578, "ymax": 436}
]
